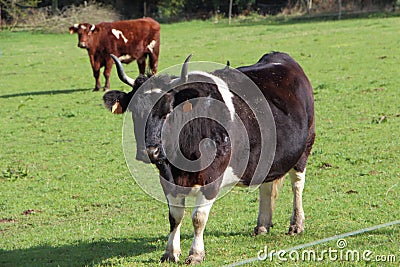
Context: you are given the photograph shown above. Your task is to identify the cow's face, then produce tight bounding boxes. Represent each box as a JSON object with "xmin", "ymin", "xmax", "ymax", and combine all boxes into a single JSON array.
[
  {"xmin": 104, "ymin": 54, "xmax": 192, "ymax": 163},
  {"xmin": 144, "ymin": 92, "xmax": 174, "ymax": 163},
  {"xmin": 124, "ymin": 76, "xmax": 174, "ymax": 163},
  {"xmin": 103, "ymin": 74, "xmax": 151, "ymax": 162},
  {"xmin": 69, "ymin": 23, "xmax": 96, "ymax": 49},
  {"xmin": 143, "ymin": 82, "xmax": 226, "ymax": 165}
]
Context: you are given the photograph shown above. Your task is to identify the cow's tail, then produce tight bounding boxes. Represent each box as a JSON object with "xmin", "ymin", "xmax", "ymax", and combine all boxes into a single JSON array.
[
  {"xmin": 145, "ymin": 52, "xmax": 158, "ymax": 76},
  {"xmin": 146, "ymin": 53, "xmax": 154, "ymax": 75}
]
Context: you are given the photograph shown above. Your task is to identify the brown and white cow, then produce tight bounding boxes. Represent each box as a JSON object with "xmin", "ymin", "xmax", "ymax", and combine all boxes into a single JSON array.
[
  {"xmin": 69, "ymin": 18, "xmax": 160, "ymax": 91},
  {"xmin": 103, "ymin": 52, "xmax": 315, "ymax": 264}
]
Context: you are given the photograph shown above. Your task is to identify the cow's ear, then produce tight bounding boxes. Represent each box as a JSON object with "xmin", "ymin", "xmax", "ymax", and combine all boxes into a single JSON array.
[{"xmin": 69, "ymin": 25, "xmax": 78, "ymax": 34}]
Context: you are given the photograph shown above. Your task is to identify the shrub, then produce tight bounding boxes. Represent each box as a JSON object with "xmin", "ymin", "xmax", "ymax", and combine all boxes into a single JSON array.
[
  {"xmin": 1, "ymin": 2, "xmax": 121, "ymax": 33},
  {"xmin": 0, "ymin": 0, "xmax": 42, "ymax": 29}
]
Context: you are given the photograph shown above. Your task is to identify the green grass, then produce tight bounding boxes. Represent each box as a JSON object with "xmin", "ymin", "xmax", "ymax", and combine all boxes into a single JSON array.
[{"xmin": 1, "ymin": 15, "xmax": 400, "ymax": 266}]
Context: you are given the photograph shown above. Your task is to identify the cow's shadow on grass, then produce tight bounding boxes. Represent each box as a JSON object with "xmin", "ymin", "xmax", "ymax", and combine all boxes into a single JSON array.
[
  {"xmin": 0, "ymin": 88, "xmax": 91, "ymax": 98},
  {"xmin": 0, "ymin": 231, "xmax": 250, "ymax": 266},
  {"xmin": 2, "ymin": 223, "xmax": 396, "ymax": 266},
  {"xmin": 0, "ymin": 236, "xmax": 161, "ymax": 266}
]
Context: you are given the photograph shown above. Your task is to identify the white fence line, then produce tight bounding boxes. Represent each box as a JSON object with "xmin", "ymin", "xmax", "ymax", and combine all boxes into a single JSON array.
[{"xmin": 225, "ymin": 220, "xmax": 400, "ymax": 266}]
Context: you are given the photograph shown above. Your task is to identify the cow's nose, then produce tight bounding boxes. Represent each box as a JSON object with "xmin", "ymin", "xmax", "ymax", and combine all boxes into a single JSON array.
[
  {"xmin": 146, "ymin": 146, "xmax": 160, "ymax": 162},
  {"xmin": 78, "ymin": 42, "xmax": 86, "ymax": 48}
]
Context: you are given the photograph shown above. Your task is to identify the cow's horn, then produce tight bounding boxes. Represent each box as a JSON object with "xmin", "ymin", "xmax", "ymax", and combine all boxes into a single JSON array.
[
  {"xmin": 180, "ymin": 54, "xmax": 192, "ymax": 82},
  {"xmin": 170, "ymin": 54, "xmax": 192, "ymax": 88},
  {"xmin": 110, "ymin": 54, "xmax": 135, "ymax": 87},
  {"xmin": 90, "ymin": 24, "xmax": 95, "ymax": 31}
]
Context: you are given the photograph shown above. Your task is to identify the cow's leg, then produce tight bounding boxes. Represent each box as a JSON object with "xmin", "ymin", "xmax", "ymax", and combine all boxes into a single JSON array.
[
  {"xmin": 92, "ymin": 67, "xmax": 101, "ymax": 91},
  {"xmin": 288, "ymin": 168, "xmax": 306, "ymax": 235},
  {"xmin": 254, "ymin": 181, "xmax": 274, "ymax": 235},
  {"xmin": 185, "ymin": 194, "xmax": 214, "ymax": 264},
  {"xmin": 161, "ymin": 195, "xmax": 185, "ymax": 263},
  {"xmin": 137, "ymin": 56, "xmax": 146, "ymax": 75},
  {"xmin": 90, "ymin": 56, "xmax": 101, "ymax": 91},
  {"xmin": 103, "ymin": 58, "xmax": 113, "ymax": 91}
]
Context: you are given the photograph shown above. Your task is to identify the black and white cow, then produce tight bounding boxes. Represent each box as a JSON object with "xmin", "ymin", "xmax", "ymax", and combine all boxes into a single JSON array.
[{"xmin": 103, "ymin": 52, "xmax": 315, "ymax": 264}]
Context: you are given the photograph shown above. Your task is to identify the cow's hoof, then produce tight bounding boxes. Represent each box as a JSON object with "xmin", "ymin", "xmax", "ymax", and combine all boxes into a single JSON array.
[
  {"xmin": 185, "ymin": 251, "xmax": 205, "ymax": 265},
  {"xmin": 160, "ymin": 251, "xmax": 180, "ymax": 263},
  {"xmin": 253, "ymin": 223, "xmax": 273, "ymax": 236},
  {"xmin": 92, "ymin": 88, "xmax": 100, "ymax": 92},
  {"xmin": 287, "ymin": 223, "xmax": 304, "ymax": 235}
]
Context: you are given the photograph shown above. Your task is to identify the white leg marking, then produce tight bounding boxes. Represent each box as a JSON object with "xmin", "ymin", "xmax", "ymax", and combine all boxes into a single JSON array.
[
  {"xmin": 147, "ymin": 40, "xmax": 156, "ymax": 53},
  {"xmin": 255, "ymin": 182, "xmax": 274, "ymax": 235},
  {"xmin": 255, "ymin": 178, "xmax": 283, "ymax": 235},
  {"xmin": 186, "ymin": 193, "xmax": 215, "ymax": 264},
  {"xmin": 288, "ymin": 168, "xmax": 306, "ymax": 235},
  {"xmin": 111, "ymin": 29, "xmax": 128, "ymax": 43},
  {"xmin": 190, "ymin": 71, "xmax": 235, "ymax": 121},
  {"xmin": 162, "ymin": 194, "xmax": 185, "ymax": 263}
]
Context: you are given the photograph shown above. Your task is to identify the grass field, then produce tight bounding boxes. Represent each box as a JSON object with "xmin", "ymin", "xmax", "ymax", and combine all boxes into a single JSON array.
[{"xmin": 1, "ymin": 15, "xmax": 400, "ymax": 266}]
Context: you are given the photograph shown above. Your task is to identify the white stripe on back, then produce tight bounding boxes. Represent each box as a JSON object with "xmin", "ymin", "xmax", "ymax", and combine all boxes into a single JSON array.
[{"xmin": 190, "ymin": 71, "xmax": 235, "ymax": 121}]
